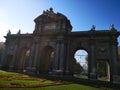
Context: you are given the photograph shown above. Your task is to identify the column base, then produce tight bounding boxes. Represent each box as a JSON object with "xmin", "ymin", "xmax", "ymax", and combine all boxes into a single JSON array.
[
  {"xmin": 8, "ymin": 66, "xmax": 14, "ymax": 72},
  {"xmin": 64, "ymin": 70, "xmax": 73, "ymax": 76},
  {"xmin": 0, "ymin": 65, "xmax": 9, "ymax": 71},
  {"xmin": 113, "ymin": 75, "xmax": 120, "ymax": 83},
  {"xmin": 52, "ymin": 69, "xmax": 63, "ymax": 76},
  {"xmin": 89, "ymin": 72, "xmax": 97, "ymax": 80},
  {"xmin": 26, "ymin": 67, "xmax": 37, "ymax": 75},
  {"xmin": 0, "ymin": 65, "xmax": 3, "ymax": 69}
]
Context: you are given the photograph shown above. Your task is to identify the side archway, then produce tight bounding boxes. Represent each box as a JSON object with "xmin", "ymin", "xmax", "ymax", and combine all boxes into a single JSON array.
[
  {"xmin": 18, "ymin": 47, "xmax": 31, "ymax": 72},
  {"xmin": 97, "ymin": 60, "xmax": 110, "ymax": 81},
  {"xmin": 39, "ymin": 46, "xmax": 55, "ymax": 74}
]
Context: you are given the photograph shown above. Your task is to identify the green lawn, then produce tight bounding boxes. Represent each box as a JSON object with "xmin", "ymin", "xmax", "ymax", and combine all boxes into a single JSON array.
[
  {"xmin": 0, "ymin": 70, "xmax": 54, "ymax": 87},
  {"xmin": 0, "ymin": 84, "xmax": 102, "ymax": 90},
  {"xmin": 0, "ymin": 70, "xmax": 113, "ymax": 90}
]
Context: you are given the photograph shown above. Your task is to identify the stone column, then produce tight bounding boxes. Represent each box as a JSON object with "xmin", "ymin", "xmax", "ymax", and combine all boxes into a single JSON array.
[
  {"xmin": 89, "ymin": 38, "xmax": 97, "ymax": 80},
  {"xmin": 0, "ymin": 47, "xmax": 6, "ymax": 69},
  {"xmin": 57, "ymin": 40, "xmax": 65, "ymax": 75},
  {"xmin": 32, "ymin": 43, "xmax": 39, "ymax": 74},
  {"xmin": 54, "ymin": 38, "xmax": 65, "ymax": 75},
  {"xmin": 110, "ymin": 39, "xmax": 119, "ymax": 82},
  {"xmin": 64, "ymin": 40, "xmax": 70, "ymax": 75},
  {"xmin": 54, "ymin": 41, "xmax": 60, "ymax": 70},
  {"xmin": 32, "ymin": 43, "xmax": 39, "ymax": 67},
  {"xmin": 59, "ymin": 42, "xmax": 64, "ymax": 70},
  {"xmin": 8, "ymin": 45, "xmax": 18, "ymax": 71},
  {"xmin": 54, "ymin": 40, "xmax": 61, "ymax": 75}
]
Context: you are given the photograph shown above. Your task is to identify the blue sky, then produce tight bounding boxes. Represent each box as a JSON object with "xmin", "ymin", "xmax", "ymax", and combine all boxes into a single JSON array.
[
  {"xmin": 74, "ymin": 50, "xmax": 88, "ymax": 66},
  {"xmin": 0, "ymin": 0, "xmax": 120, "ymax": 43}
]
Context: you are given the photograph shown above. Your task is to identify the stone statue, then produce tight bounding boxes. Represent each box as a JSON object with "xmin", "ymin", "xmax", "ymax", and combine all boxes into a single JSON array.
[
  {"xmin": 7, "ymin": 30, "xmax": 11, "ymax": 36},
  {"xmin": 109, "ymin": 24, "xmax": 116, "ymax": 30},
  {"xmin": 91, "ymin": 25, "xmax": 96, "ymax": 30},
  {"xmin": 17, "ymin": 29, "xmax": 21, "ymax": 34},
  {"xmin": 43, "ymin": 10, "xmax": 46, "ymax": 15},
  {"xmin": 42, "ymin": 8, "xmax": 54, "ymax": 16},
  {"xmin": 49, "ymin": 7, "xmax": 54, "ymax": 13}
]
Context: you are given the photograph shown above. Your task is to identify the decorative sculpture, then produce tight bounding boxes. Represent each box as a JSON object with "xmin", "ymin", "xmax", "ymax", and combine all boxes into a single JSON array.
[
  {"xmin": 7, "ymin": 30, "xmax": 11, "ymax": 36},
  {"xmin": 109, "ymin": 24, "xmax": 116, "ymax": 30},
  {"xmin": 91, "ymin": 25, "xmax": 96, "ymax": 30}
]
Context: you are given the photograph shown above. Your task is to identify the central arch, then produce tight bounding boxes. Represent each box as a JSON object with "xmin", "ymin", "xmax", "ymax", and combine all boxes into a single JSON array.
[
  {"xmin": 73, "ymin": 49, "xmax": 89, "ymax": 79},
  {"xmin": 39, "ymin": 46, "xmax": 55, "ymax": 74}
]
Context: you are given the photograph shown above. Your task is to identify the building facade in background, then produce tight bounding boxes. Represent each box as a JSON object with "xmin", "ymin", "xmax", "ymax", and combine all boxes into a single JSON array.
[{"xmin": 0, "ymin": 8, "xmax": 120, "ymax": 82}]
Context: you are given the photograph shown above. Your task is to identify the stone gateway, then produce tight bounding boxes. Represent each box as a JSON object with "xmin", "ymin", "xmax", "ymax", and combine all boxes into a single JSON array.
[{"xmin": 0, "ymin": 8, "xmax": 120, "ymax": 82}]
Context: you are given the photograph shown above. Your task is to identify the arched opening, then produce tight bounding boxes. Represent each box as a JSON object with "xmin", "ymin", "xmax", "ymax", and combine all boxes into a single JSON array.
[
  {"xmin": 39, "ymin": 46, "xmax": 55, "ymax": 74},
  {"xmin": 73, "ymin": 49, "xmax": 88, "ymax": 79},
  {"xmin": 18, "ymin": 48, "xmax": 31, "ymax": 72},
  {"xmin": 97, "ymin": 61, "xmax": 110, "ymax": 81}
]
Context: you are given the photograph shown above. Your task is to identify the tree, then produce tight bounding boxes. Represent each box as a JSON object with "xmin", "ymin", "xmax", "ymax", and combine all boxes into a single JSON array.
[{"xmin": 0, "ymin": 42, "xmax": 5, "ymax": 64}]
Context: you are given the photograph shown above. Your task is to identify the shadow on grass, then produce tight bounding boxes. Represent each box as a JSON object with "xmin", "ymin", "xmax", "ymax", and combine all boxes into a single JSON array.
[
  {"xmin": 0, "ymin": 70, "xmax": 119, "ymax": 89},
  {"xmin": 0, "ymin": 70, "xmax": 72, "ymax": 88}
]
